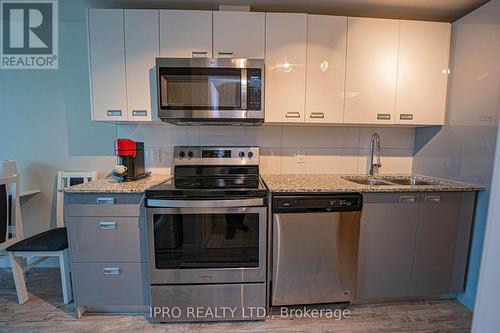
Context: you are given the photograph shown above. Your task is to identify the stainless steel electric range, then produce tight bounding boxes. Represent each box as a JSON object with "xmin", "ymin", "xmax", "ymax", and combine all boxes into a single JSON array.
[{"xmin": 145, "ymin": 146, "xmax": 268, "ymax": 322}]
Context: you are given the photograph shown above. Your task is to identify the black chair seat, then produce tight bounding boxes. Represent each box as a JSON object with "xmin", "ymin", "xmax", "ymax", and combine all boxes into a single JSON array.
[{"xmin": 6, "ymin": 227, "xmax": 68, "ymax": 252}]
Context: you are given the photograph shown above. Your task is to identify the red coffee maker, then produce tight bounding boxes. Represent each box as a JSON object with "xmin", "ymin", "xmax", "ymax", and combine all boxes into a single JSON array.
[{"xmin": 114, "ymin": 139, "xmax": 146, "ymax": 181}]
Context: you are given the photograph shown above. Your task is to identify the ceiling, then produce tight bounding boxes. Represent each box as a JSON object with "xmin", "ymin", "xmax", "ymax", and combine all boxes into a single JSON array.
[{"xmin": 92, "ymin": 0, "xmax": 491, "ymax": 22}]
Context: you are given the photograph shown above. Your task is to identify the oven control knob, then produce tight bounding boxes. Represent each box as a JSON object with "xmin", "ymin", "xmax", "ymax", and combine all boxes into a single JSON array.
[
  {"xmin": 178, "ymin": 151, "xmax": 185, "ymax": 158},
  {"xmin": 187, "ymin": 151, "xmax": 194, "ymax": 158},
  {"xmin": 247, "ymin": 151, "xmax": 254, "ymax": 158},
  {"xmin": 239, "ymin": 151, "xmax": 245, "ymax": 158}
]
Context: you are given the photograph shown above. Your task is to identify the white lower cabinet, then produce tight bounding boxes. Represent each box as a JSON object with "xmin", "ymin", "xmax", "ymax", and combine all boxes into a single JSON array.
[{"xmin": 265, "ymin": 13, "xmax": 308, "ymax": 123}]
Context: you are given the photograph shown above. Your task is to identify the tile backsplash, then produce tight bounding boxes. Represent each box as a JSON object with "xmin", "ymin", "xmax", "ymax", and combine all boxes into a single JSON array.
[{"xmin": 117, "ymin": 124, "xmax": 415, "ymax": 175}]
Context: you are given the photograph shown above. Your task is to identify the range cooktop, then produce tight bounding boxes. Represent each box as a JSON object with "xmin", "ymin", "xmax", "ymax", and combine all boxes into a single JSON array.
[
  {"xmin": 145, "ymin": 146, "xmax": 268, "ymax": 199},
  {"xmin": 145, "ymin": 175, "xmax": 268, "ymax": 199}
]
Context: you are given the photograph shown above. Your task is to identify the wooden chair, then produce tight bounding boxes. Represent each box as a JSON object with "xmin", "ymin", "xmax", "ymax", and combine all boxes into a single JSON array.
[
  {"xmin": 1, "ymin": 175, "xmax": 23, "ymax": 249},
  {"xmin": 5, "ymin": 171, "xmax": 97, "ymax": 304}
]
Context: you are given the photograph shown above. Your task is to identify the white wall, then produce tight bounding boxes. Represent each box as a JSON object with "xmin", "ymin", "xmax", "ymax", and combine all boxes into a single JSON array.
[
  {"xmin": 412, "ymin": 0, "xmax": 500, "ymax": 309},
  {"xmin": 0, "ymin": 0, "xmax": 117, "ymax": 239},
  {"xmin": 117, "ymin": 124, "xmax": 415, "ymax": 175},
  {"xmin": 472, "ymin": 118, "xmax": 500, "ymax": 331}
]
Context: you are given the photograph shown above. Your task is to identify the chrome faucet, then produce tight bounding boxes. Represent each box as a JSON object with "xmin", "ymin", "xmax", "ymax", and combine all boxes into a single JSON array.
[{"xmin": 369, "ymin": 132, "xmax": 382, "ymax": 176}]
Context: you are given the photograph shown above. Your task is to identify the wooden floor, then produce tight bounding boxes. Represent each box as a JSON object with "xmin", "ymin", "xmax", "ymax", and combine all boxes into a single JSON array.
[{"xmin": 0, "ymin": 268, "xmax": 472, "ymax": 333}]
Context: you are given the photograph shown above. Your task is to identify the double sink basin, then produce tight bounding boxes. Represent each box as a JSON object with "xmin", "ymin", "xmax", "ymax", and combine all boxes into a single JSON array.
[{"xmin": 343, "ymin": 176, "xmax": 438, "ymax": 187}]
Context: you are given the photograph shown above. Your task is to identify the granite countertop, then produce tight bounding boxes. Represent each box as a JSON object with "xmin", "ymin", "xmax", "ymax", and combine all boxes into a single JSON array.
[
  {"xmin": 64, "ymin": 174, "xmax": 171, "ymax": 193},
  {"xmin": 261, "ymin": 174, "xmax": 486, "ymax": 193}
]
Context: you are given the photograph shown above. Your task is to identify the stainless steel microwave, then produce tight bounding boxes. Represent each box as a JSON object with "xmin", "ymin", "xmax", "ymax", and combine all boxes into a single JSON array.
[{"xmin": 156, "ymin": 58, "xmax": 264, "ymax": 125}]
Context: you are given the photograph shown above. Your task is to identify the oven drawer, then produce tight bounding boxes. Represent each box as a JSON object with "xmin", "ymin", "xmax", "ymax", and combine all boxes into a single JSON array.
[
  {"xmin": 73, "ymin": 263, "xmax": 149, "ymax": 306},
  {"xmin": 67, "ymin": 216, "xmax": 146, "ymax": 262},
  {"xmin": 150, "ymin": 283, "xmax": 266, "ymax": 322}
]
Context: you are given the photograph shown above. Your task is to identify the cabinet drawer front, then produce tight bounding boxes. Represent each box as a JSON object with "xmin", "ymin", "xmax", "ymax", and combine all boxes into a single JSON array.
[
  {"xmin": 65, "ymin": 193, "xmax": 144, "ymax": 205},
  {"xmin": 73, "ymin": 263, "xmax": 148, "ymax": 306},
  {"xmin": 65, "ymin": 193, "xmax": 144, "ymax": 217},
  {"xmin": 68, "ymin": 217, "xmax": 145, "ymax": 262},
  {"xmin": 66, "ymin": 204, "xmax": 142, "ymax": 217}
]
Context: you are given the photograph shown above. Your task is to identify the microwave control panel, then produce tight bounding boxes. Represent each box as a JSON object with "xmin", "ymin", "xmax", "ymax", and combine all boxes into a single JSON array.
[{"xmin": 247, "ymin": 68, "xmax": 262, "ymax": 110}]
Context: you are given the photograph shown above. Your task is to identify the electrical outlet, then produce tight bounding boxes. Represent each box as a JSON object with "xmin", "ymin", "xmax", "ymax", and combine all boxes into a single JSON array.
[
  {"xmin": 294, "ymin": 151, "xmax": 306, "ymax": 163},
  {"xmin": 152, "ymin": 149, "xmax": 161, "ymax": 163}
]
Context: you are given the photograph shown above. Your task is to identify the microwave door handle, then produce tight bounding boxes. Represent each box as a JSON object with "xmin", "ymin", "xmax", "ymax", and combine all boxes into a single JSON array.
[
  {"xmin": 160, "ymin": 75, "xmax": 169, "ymax": 108},
  {"xmin": 241, "ymin": 69, "xmax": 247, "ymax": 110}
]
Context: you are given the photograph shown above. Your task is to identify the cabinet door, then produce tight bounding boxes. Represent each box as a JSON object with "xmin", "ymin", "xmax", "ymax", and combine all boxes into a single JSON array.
[
  {"xmin": 411, "ymin": 192, "xmax": 475, "ymax": 296},
  {"xmin": 344, "ymin": 18, "xmax": 399, "ymax": 124},
  {"xmin": 124, "ymin": 10, "xmax": 159, "ymax": 122},
  {"xmin": 88, "ymin": 9, "xmax": 127, "ymax": 121},
  {"xmin": 356, "ymin": 193, "xmax": 420, "ymax": 300},
  {"xmin": 159, "ymin": 10, "xmax": 212, "ymax": 58},
  {"xmin": 396, "ymin": 21, "xmax": 451, "ymax": 125},
  {"xmin": 213, "ymin": 11, "xmax": 265, "ymax": 59},
  {"xmin": 265, "ymin": 13, "xmax": 307, "ymax": 123},
  {"xmin": 305, "ymin": 15, "xmax": 347, "ymax": 124}
]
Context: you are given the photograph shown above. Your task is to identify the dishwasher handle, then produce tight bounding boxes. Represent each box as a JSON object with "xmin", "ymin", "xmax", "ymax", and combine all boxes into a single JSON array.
[{"xmin": 273, "ymin": 194, "xmax": 363, "ymax": 213}]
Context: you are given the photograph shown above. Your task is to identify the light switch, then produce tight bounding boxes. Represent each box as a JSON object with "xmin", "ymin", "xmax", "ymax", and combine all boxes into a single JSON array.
[
  {"xmin": 294, "ymin": 151, "xmax": 306, "ymax": 163},
  {"xmin": 152, "ymin": 148, "xmax": 161, "ymax": 163}
]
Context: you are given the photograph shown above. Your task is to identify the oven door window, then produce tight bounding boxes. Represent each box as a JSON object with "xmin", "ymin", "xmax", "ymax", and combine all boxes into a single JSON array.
[
  {"xmin": 160, "ymin": 68, "xmax": 241, "ymax": 110},
  {"xmin": 153, "ymin": 213, "xmax": 259, "ymax": 269}
]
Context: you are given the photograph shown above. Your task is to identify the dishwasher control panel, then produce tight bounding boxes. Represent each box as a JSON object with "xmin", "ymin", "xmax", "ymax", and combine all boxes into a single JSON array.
[{"xmin": 273, "ymin": 193, "xmax": 362, "ymax": 213}]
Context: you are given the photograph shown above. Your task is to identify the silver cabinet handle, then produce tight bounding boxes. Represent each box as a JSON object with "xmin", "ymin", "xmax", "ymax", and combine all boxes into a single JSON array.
[
  {"xmin": 103, "ymin": 267, "xmax": 120, "ymax": 275},
  {"xmin": 285, "ymin": 112, "xmax": 301, "ymax": 118},
  {"xmin": 309, "ymin": 112, "xmax": 325, "ymax": 119},
  {"xmin": 480, "ymin": 116, "xmax": 493, "ymax": 122},
  {"xmin": 400, "ymin": 114, "xmax": 414, "ymax": 120},
  {"xmin": 96, "ymin": 197, "xmax": 115, "ymax": 205},
  {"xmin": 425, "ymin": 195, "xmax": 441, "ymax": 203},
  {"xmin": 399, "ymin": 195, "xmax": 416, "ymax": 203},
  {"xmin": 192, "ymin": 51, "xmax": 208, "ymax": 58},
  {"xmin": 132, "ymin": 110, "xmax": 148, "ymax": 117},
  {"xmin": 217, "ymin": 52, "xmax": 234, "ymax": 58},
  {"xmin": 107, "ymin": 110, "xmax": 122, "ymax": 117},
  {"xmin": 377, "ymin": 113, "xmax": 391, "ymax": 120},
  {"xmin": 98, "ymin": 221, "xmax": 117, "ymax": 230}
]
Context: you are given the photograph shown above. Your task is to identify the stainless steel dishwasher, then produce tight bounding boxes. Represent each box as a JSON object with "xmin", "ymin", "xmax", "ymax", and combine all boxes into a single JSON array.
[{"xmin": 271, "ymin": 193, "xmax": 362, "ymax": 306}]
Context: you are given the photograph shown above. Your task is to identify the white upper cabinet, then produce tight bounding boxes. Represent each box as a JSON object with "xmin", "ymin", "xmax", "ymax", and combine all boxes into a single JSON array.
[
  {"xmin": 265, "ymin": 13, "xmax": 308, "ymax": 123},
  {"xmin": 396, "ymin": 21, "xmax": 451, "ymax": 125},
  {"xmin": 160, "ymin": 10, "xmax": 212, "ymax": 58},
  {"xmin": 344, "ymin": 17, "xmax": 400, "ymax": 124},
  {"xmin": 305, "ymin": 15, "xmax": 347, "ymax": 123},
  {"xmin": 213, "ymin": 11, "xmax": 265, "ymax": 59},
  {"xmin": 124, "ymin": 10, "xmax": 159, "ymax": 122},
  {"xmin": 87, "ymin": 8, "xmax": 452, "ymax": 126},
  {"xmin": 88, "ymin": 9, "xmax": 127, "ymax": 121}
]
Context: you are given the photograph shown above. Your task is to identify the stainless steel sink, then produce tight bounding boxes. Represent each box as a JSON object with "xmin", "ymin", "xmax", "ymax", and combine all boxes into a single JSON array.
[
  {"xmin": 380, "ymin": 178, "xmax": 437, "ymax": 186},
  {"xmin": 343, "ymin": 177, "xmax": 394, "ymax": 186}
]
